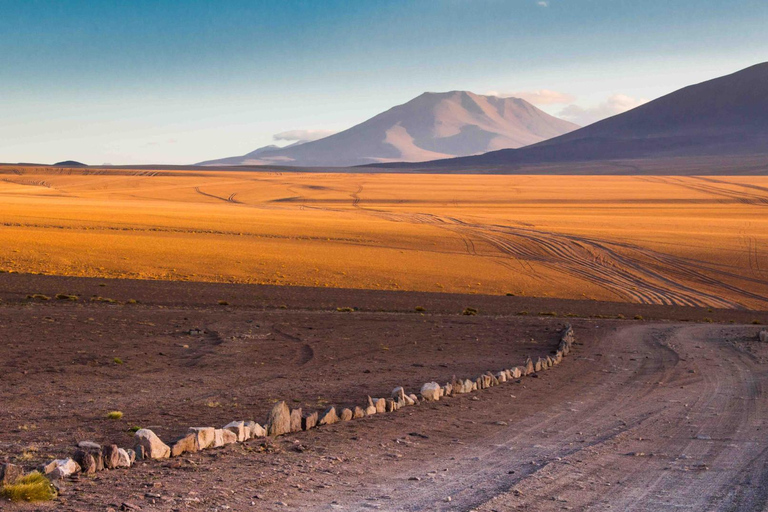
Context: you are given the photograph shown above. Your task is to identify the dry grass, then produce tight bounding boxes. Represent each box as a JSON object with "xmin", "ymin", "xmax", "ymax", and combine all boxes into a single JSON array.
[
  {"xmin": 106, "ymin": 411, "xmax": 124, "ymax": 420},
  {"xmin": 0, "ymin": 471, "xmax": 56, "ymax": 502},
  {"xmin": 0, "ymin": 168, "xmax": 766, "ymax": 309}
]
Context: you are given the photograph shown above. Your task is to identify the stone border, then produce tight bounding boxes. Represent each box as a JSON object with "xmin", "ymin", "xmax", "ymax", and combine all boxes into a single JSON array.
[{"xmin": 1, "ymin": 325, "xmax": 576, "ymax": 488}]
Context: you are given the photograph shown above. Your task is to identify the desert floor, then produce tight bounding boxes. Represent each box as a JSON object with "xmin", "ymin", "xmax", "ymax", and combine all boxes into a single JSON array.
[
  {"xmin": 0, "ymin": 274, "xmax": 767, "ymax": 511},
  {"xmin": 1, "ymin": 166, "xmax": 767, "ymax": 309}
]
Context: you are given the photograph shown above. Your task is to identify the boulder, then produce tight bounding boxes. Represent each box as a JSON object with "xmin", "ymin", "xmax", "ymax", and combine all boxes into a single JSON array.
[
  {"xmin": 385, "ymin": 398, "xmax": 396, "ymax": 412},
  {"xmin": 391, "ymin": 387, "xmax": 406, "ymax": 401},
  {"xmin": 524, "ymin": 358, "xmax": 534, "ymax": 375},
  {"xmin": 409, "ymin": 393, "xmax": 419, "ymax": 404},
  {"xmin": 496, "ymin": 371, "xmax": 507, "ymax": 383},
  {"xmin": 319, "ymin": 406, "xmax": 339, "ymax": 426},
  {"xmin": 1, "ymin": 463, "xmax": 24, "ymax": 485},
  {"xmin": 302, "ymin": 411, "xmax": 319, "ymax": 431},
  {"xmin": 134, "ymin": 429, "xmax": 171, "ymax": 459},
  {"xmin": 266, "ymin": 401, "xmax": 292, "ymax": 437},
  {"xmin": 212, "ymin": 429, "xmax": 225, "ymax": 447},
  {"xmin": 353, "ymin": 406, "xmax": 366, "ymax": 419},
  {"xmin": 77, "ymin": 442, "xmax": 104, "ymax": 471},
  {"xmin": 73, "ymin": 449, "xmax": 97, "ymax": 473},
  {"xmin": 365, "ymin": 396, "xmax": 377, "ymax": 416},
  {"xmin": 43, "ymin": 458, "xmax": 80, "ymax": 480},
  {"xmin": 103, "ymin": 444, "xmax": 120, "ymax": 469},
  {"xmin": 374, "ymin": 398, "xmax": 387, "ymax": 414},
  {"xmin": 220, "ymin": 429, "xmax": 238, "ymax": 445},
  {"xmin": 420, "ymin": 382, "xmax": 441, "ymax": 401},
  {"xmin": 534, "ymin": 358, "xmax": 543, "ymax": 372},
  {"xmin": 188, "ymin": 427, "xmax": 216, "ymax": 450},
  {"xmin": 117, "ymin": 448, "xmax": 132, "ymax": 468},
  {"xmin": 126, "ymin": 449, "xmax": 136, "ymax": 465},
  {"xmin": 403, "ymin": 394, "xmax": 415, "ymax": 406},
  {"xmin": 340, "ymin": 408, "xmax": 353, "ymax": 421},
  {"xmin": 245, "ymin": 421, "xmax": 264, "ymax": 438},
  {"xmin": 224, "ymin": 421, "xmax": 248, "ymax": 442},
  {"xmin": 290, "ymin": 409, "xmax": 303, "ymax": 433},
  {"xmin": 171, "ymin": 433, "xmax": 198, "ymax": 457},
  {"xmin": 760, "ymin": 330, "xmax": 768, "ymax": 343}
]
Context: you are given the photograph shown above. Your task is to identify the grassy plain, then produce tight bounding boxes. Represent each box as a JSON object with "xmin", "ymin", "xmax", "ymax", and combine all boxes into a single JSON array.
[{"xmin": 0, "ymin": 166, "xmax": 767, "ymax": 309}]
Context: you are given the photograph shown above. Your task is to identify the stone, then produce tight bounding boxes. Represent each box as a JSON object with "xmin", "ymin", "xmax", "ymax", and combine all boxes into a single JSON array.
[
  {"xmin": 220, "ymin": 429, "xmax": 238, "ymax": 445},
  {"xmin": 760, "ymin": 330, "xmax": 768, "ymax": 343},
  {"xmin": 212, "ymin": 429, "xmax": 224, "ymax": 447},
  {"xmin": 546, "ymin": 356, "xmax": 554, "ymax": 368},
  {"xmin": 1, "ymin": 463, "xmax": 24, "ymax": 485},
  {"xmin": 403, "ymin": 394, "xmax": 415, "ymax": 406},
  {"xmin": 134, "ymin": 445, "xmax": 145, "ymax": 461},
  {"xmin": 353, "ymin": 406, "xmax": 366, "ymax": 419},
  {"xmin": 224, "ymin": 421, "xmax": 248, "ymax": 442},
  {"xmin": 319, "ymin": 406, "xmax": 339, "ymax": 426},
  {"xmin": 421, "ymin": 382, "xmax": 441, "ymax": 401},
  {"xmin": 386, "ymin": 398, "xmax": 396, "ymax": 412},
  {"xmin": 290, "ymin": 409, "xmax": 303, "ymax": 433},
  {"xmin": 103, "ymin": 444, "xmax": 120, "ymax": 469},
  {"xmin": 188, "ymin": 427, "xmax": 216, "ymax": 450},
  {"xmin": 409, "ymin": 393, "xmax": 419, "ymax": 404},
  {"xmin": 244, "ymin": 421, "xmax": 260, "ymax": 438},
  {"xmin": 302, "ymin": 411, "xmax": 318, "ymax": 430},
  {"xmin": 375, "ymin": 398, "xmax": 387, "ymax": 414},
  {"xmin": 534, "ymin": 358, "xmax": 543, "ymax": 372},
  {"xmin": 340, "ymin": 408, "xmax": 353, "ymax": 421},
  {"xmin": 365, "ymin": 396, "xmax": 377, "ymax": 416},
  {"xmin": 524, "ymin": 358, "xmax": 534, "ymax": 375},
  {"xmin": 266, "ymin": 401, "xmax": 292, "ymax": 437},
  {"xmin": 126, "ymin": 449, "xmax": 136, "ymax": 464},
  {"xmin": 73, "ymin": 449, "xmax": 97, "ymax": 474},
  {"xmin": 496, "ymin": 371, "xmax": 507, "ymax": 383},
  {"xmin": 76, "ymin": 441, "xmax": 105, "ymax": 471},
  {"xmin": 117, "ymin": 448, "xmax": 132, "ymax": 468},
  {"xmin": 392, "ymin": 387, "xmax": 406, "ymax": 401},
  {"xmin": 43, "ymin": 458, "xmax": 81, "ymax": 480},
  {"xmin": 78, "ymin": 441, "xmax": 102, "ymax": 451},
  {"xmin": 171, "ymin": 433, "xmax": 198, "ymax": 457},
  {"xmin": 512, "ymin": 367, "xmax": 522, "ymax": 379},
  {"xmin": 134, "ymin": 429, "xmax": 171, "ymax": 459}
]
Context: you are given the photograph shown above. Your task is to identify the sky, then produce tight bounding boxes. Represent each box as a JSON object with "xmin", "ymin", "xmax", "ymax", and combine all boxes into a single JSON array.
[{"xmin": 1, "ymin": 0, "xmax": 767, "ymax": 165}]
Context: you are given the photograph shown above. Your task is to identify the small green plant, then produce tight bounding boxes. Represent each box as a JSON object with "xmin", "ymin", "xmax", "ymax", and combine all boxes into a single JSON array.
[
  {"xmin": 128, "ymin": 426, "xmax": 141, "ymax": 433},
  {"xmin": 634, "ymin": 315, "xmax": 644, "ymax": 320},
  {"xmin": 462, "ymin": 307, "xmax": 478, "ymax": 316},
  {"xmin": 106, "ymin": 411, "xmax": 123, "ymax": 420},
  {"xmin": 55, "ymin": 293, "xmax": 78, "ymax": 301},
  {"xmin": 336, "ymin": 307, "xmax": 354, "ymax": 312},
  {"xmin": 113, "ymin": 357, "xmax": 124, "ymax": 365},
  {"xmin": 0, "ymin": 471, "xmax": 56, "ymax": 502},
  {"xmin": 415, "ymin": 306, "xmax": 426, "ymax": 312}
]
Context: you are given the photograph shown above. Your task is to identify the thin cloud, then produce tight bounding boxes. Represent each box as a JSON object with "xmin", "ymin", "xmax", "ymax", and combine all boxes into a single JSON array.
[
  {"xmin": 537, "ymin": 1, "xmax": 549, "ymax": 7},
  {"xmin": 488, "ymin": 89, "xmax": 576, "ymax": 105},
  {"xmin": 273, "ymin": 129, "xmax": 336, "ymax": 143},
  {"xmin": 558, "ymin": 94, "xmax": 647, "ymax": 126}
]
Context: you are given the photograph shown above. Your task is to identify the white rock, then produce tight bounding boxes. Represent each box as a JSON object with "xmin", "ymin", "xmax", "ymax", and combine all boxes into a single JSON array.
[
  {"xmin": 45, "ymin": 458, "xmax": 81, "ymax": 480},
  {"xmin": 391, "ymin": 387, "xmax": 406, "ymax": 401},
  {"xmin": 117, "ymin": 449, "xmax": 132, "ymax": 468},
  {"xmin": 420, "ymin": 382, "xmax": 441, "ymax": 401},
  {"xmin": 134, "ymin": 429, "xmax": 170, "ymax": 459},
  {"xmin": 224, "ymin": 421, "xmax": 248, "ymax": 442},
  {"xmin": 188, "ymin": 427, "xmax": 216, "ymax": 450},
  {"xmin": 759, "ymin": 330, "xmax": 768, "ymax": 343}
]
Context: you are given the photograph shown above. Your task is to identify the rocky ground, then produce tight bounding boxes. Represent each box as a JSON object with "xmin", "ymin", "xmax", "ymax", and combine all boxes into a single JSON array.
[{"xmin": 1, "ymin": 273, "xmax": 767, "ymax": 511}]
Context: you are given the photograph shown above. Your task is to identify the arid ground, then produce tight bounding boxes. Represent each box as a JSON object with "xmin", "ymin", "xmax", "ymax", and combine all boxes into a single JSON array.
[
  {"xmin": 1, "ymin": 165, "xmax": 767, "ymax": 309},
  {"xmin": 0, "ymin": 274, "xmax": 767, "ymax": 511}
]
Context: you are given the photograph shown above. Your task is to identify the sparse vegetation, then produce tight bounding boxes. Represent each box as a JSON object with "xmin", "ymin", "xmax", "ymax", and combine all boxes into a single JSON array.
[
  {"xmin": 703, "ymin": 317, "xmax": 714, "ymax": 323},
  {"xmin": 337, "ymin": 307, "xmax": 354, "ymax": 312},
  {"xmin": 415, "ymin": 306, "xmax": 426, "ymax": 312},
  {"xmin": 752, "ymin": 320, "xmax": 763, "ymax": 325},
  {"xmin": 126, "ymin": 298, "xmax": 138, "ymax": 304},
  {"xmin": 634, "ymin": 315, "xmax": 644, "ymax": 320},
  {"xmin": 616, "ymin": 314, "xmax": 625, "ymax": 319},
  {"xmin": 113, "ymin": 357, "xmax": 124, "ymax": 364},
  {"xmin": 518, "ymin": 311, "xmax": 529, "ymax": 316},
  {"xmin": 55, "ymin": 293, "xmax": 78, "ymax": 301},
  {"xmin": 91, "ymin": 296, "xmax": 117, "ymax": 303},
  {"xmin": 0, "ymin": 471, "xmax": 56, "ymax": 502},
  {"xmin": 26, "ymin": 294, "xmax": 50, "ymax": 301},
  {"xmin": 106, "ymin": 411, "xmax": 123, "ymax": 420},
  {"xmin": 128, "ymin": 426, "xmax": 141, "ymax": 433},
  {"xmin": 218, "ymin": 300, "xmax": 230, "ymax": 306},
  {"xmin": 462, "ymin": 307, "xmax": 478, "ymax": 316},
  {"xmin": 539, "ymin": 311, "xmax": 557, "ymax": 317}
]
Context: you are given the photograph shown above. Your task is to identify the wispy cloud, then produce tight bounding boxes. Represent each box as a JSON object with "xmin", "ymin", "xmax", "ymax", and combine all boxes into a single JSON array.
[
  {"xmin": 537, "ymin": 1, "xmax": 549, "ymax": 7},
  {"xmin": 273, "ymin": 129, "xmax": 336, "ymax": 143},
  {"xmin": 558, "ymin": 94, "xmax": 647, "ymax": 126},
  {"xmin": 488, "ymin": 89, "xmax": 575, "ymax": 105}
]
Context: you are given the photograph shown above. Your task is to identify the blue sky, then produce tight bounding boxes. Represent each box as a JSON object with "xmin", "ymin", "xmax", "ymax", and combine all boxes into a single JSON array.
[{"xmin": 1, "ymin": 0, "xmax": 766, "ymax": 164}]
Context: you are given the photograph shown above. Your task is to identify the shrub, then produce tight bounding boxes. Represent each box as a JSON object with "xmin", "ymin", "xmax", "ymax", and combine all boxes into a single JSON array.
[
  {"xmin": 336, "ymin": 307, "xmax": 354, "ymax": 312},
  {"xmin": 539, "ymin": 311, "xmax": 557, "ymax": 317},
  {"xmin": 703, "ymin": 317, "xmax": 714, "ymax": 323},
  {"xmin": 128, "ymin": 426, "xmax": 141, "ymax": 433},
  {"xmin": 55, "ymin": 293, "xmax": 78, "ymax": 301},
  {"xmin": 415, "ymin": 306, "xmax": 426, "ymax": 312},
  {"xmin": 634, "ymin": 315, "xmax": 644, "ymax": 320},
  {"xmin": 26, "ymin": 294, "xmax": 50, "ymax": 301},
  {"xmin": 91, "ymin": 296, "xmax": 117, "ymax": 303},
  {"xmin": 126, "ymin": 299, "xmax": 138, "ymax": 304},
  {"xmin": 616, "ymin": 314, "xmax": 625, "ymax": 319},
  {"xmin": 462, "ymin": 307, "xmax": 478, "ymax": 316},
  {"xmin": 113, "ymin": 357, "xmax": 124, "ymax": 365},
  {"xmin": 218, "ymin": 300, "xmax": 230, "ymax": 306},
  {"xmin": 0, "ymin": 471, "xmax": 56, "ymax": 502},
  {"xmin": 106, "ymin": 411, "xmax": 123, "ymax": 420}
]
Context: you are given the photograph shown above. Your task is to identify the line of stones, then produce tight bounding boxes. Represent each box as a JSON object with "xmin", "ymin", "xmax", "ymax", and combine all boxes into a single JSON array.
[{"xmin": 2, "ymin": 325, "xmax": 575, "ymax": 486}]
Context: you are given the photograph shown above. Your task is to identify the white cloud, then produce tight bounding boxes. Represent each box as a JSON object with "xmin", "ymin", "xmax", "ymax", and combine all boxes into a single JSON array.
[
  {"xmin": 273, "ymin": 129, "xmax": 336, "ymax": 143},
  {"xmin": 488, "ymin": 89, "xmax": 575, "ymax": 105},
  {"xmin": 537, "ymin": 1, "xmax": 549, "ymax": 7},
  {"xmin": 558, "ymin": 94, "xmax": 648, "ymax": 126}
]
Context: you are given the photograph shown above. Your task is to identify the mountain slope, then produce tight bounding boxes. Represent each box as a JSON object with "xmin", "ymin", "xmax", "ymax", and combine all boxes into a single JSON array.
[
  {"xmin": 198, "ymin": 91, "xmax": 578, "ymax": 167},
  {"xmin": 373, "ymin": 63, "xmax": 768, "ymax": 169}
]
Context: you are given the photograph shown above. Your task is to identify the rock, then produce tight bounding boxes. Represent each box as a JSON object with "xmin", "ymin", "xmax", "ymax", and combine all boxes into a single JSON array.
[
  {"xmin": 512, "ymin": 367, "xmax": 522, "ymax": 379},
  {"xmin": 534, "ymin": 358, "xmax": 543, "ymax": 372},
  {"xmin": 117, "ymin": 448, "xmax": 132, "ymax": 468},
  {"xmin": 421, "ymin": 382, "xmax": 441, "ymax": 401},
  {"xmin": 126, "ymin": 449, "xmax": 136, "ymax": 464},
  {"xmin": 1, "ymin": 463, "xmax": 24, "ymax": 485},
  {"xmin": 188, "ymin": 427, "xmax": 216, "ymax": 450},
  {"xmin": 496, "ymin": 371, "xmax": 507, "ymax": 383},
  {"xmin": 442, "ymin": 383, "xmax": 453, "ymax": 397},
  {"xmin": 340, "ymin": 408, "xmax": 353, "ymax": 421},
  {"xmin": 403, "ymin": 394, "xmax": 415, "ymax": 406},
  {"xmin": 76, "ymin": 442, "xmax": 105, "ymax": 471},
  {"xmin": 171, "ymin": 433, "xmax": 198, "ymax": 457},
  {"xmin": 375, "ymin": 398, "xmax": 387, "ymax": 414},
  {"xmin": 245, "ymin": 421, "xmax": 263, "ymax": 438},
  {"xmin": 365, "ymin": 396, "xmax": 377, "ymax": 416},
  {"xmin": 266, "ymin": 401, "xmax": 292, "ymax": 437},
  {"xmin": 134, "ymin": 445, "xmax": 145, "ymax": 460},
  {"xmin": 302, "ymin": 411, "xmax": 318, "ymax": 431},
  {"xmin": 103, "ymin": 444, "xmax": 120, "ymax": 469},
  {"xmin": 760, "ymin": 330, "xmax": 768, "ymax": 343},
  {"xmin": 220, "ymin": 429, "xmax": 238, "ymax": 445},
  {"xmin": 472, "ymin": 381, "xmax": 478, "ymax": 391},
  {"xmin": 319, "ymin": 406, "xmax": 339, "ymax": 426},
  {"xmin": 43, "ymin": 458, "xmax": 81, "ymax": 480},
  {"xmin": 524, "ymin": 358, "xmax": 534, "ymax": 375},
  {"xmin": 392, "ymin": 387, "xmax": 406, "ymax": 401},
  {"xmin": 353, "ymin": 406, "xmax": 366, "ymax": 419},
  {"xmin": 78, "ymin": 441, "xmax": 102, "ymax": 451},
  {"xmin": 409, "ymin": 393, "xmax": 419, "ymax": 404},
  {"xmin": 134, "ymin": 429, "xmax": 171, "ymax": 459},
  {"xmin": 73, "ymin": 449, "xmax": 97, "ymax": 473},
  {"xmin": 475, "ymin": 377, "xmax": 484, "ymax": 390},
  {"xmin": 224, "ymin": 421, "xmax": 248, "ymax": 442},
  {"xmin": 546, "ymin": 356, "xmax": 554, "ymax": 368},
  {"xmin": 386, "ymin": 398, "xmax": 396, "ymax": 412},
  {"xmin": 290, "ymin": 409, "xmax": 303, "ymax": 433}
]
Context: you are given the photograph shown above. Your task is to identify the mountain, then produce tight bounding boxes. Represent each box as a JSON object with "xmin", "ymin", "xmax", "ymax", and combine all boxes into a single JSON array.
[
  {"xmin": 198, "ymin": 91, "xmax": 579, "ymax": 167},
  {"xmin": 371, "ymin": 63, "xmax": 768, "ymax": 170},
  {"xmin": 53, "ymin": 160, "xmax": 87, "ymax": 167}
]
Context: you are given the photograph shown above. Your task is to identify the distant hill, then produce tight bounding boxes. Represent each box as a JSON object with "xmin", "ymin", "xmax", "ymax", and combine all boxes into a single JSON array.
[
  {"xmin": 370, "ymin": 63, "xmax": 768, "ymax": 170},
  {"xmin": 198, "ymin": 91, "xmax": 578, "ymax": 167},
  {"xmin": 53, "ymin": 160, "xmax": 88, "ymax": 167}
]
